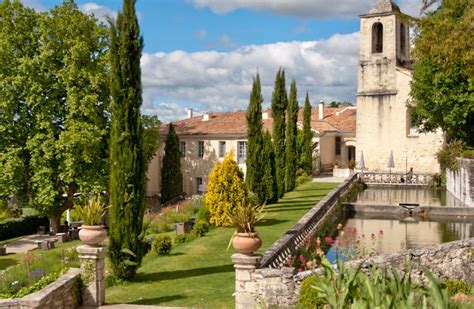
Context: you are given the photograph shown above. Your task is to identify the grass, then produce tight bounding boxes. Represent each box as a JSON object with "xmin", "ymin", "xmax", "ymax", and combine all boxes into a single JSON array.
[
  {"xmin": 0, "ymin": 240, "xmax": 81, "ymax": 271},
  {"xmin": 106, "ymin": 181, "xmax": 338, "ymax": 308}
]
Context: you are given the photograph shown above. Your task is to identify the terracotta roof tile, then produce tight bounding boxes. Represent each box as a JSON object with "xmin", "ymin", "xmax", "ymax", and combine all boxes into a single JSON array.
[{"xmin": 160, "ymin": 107, "xmax": 356, "ymax": 136}]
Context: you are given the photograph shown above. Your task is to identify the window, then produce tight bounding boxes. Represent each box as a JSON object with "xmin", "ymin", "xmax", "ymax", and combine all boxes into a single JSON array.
[
  {"xmin": 335, "ymin": 137, "xmax": 341, "ymax": 156},
  {"xmin": 196, "ymin": 177, "xmax": 203, "ymax": 194},
  {"xmin": 400, "ymin": 23, "xmax": 406, "ymax": 57},
  {"xmin": 180, "ymin": 141, "xmax": 186, "ymax": 157},
  {"xmin": 237, "ymin": 141, "xmax": 247, "ymax": 164},
  {"xmin": 219, "ymin": 141, "xmax": 226, "ymax": 158},
  {"xmin": 198, "ymin": 141, "xmax": 204, "ymax": 158},
  {"xmin": 372, "ymin": 22, "xmax": 383, "ymax": 53}
]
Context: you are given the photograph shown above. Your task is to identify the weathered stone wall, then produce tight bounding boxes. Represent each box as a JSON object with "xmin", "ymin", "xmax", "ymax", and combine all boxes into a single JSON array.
[
  {"xmin": 0, "ymin": 268, "xmax": 80, "ymax": 309},
  {"xmin": 236, "ymin": 238, "xmax": 473, "ymax": 308},
  {"xmin": 447, "ymin": 158, "xmax": 474, "ymax": 207}
]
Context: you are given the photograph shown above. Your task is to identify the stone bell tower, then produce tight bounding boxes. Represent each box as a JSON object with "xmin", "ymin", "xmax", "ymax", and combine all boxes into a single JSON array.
[{"xmin": 355, "ymin": 0, "xmax": 444, "ymax": 173}]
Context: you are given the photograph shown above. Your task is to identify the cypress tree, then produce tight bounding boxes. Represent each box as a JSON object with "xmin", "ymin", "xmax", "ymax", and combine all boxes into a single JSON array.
[
  {"xmin": 161, "ymin": 123, "xmax": 183, "ymax": 203},
  {"xmin": 262, "ymin": 131, "xmax": 278, "ymax": 203},
  {"xmin": 246, "ymin": 74, "xmax": 265, "ymax": 203},
  {"xmin": 302, "ymin": 92, "xmax": 313, "ymax": 175},
  {"xmin": 271, "ymin": 69, "xmax": 288, "ymax": 198},
  {"xmin": 108, "ymin": 0, "xmax": 145, "ymax": 280},
  {"xmin": 285, "ymin": 80, "xmax": 298, "ymax": 192}
]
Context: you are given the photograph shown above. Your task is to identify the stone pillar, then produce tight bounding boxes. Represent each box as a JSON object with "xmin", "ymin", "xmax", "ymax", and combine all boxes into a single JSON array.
[
  {"xmin": 231, "ymin": 253, "xmax": 262, "ymax": 309},
  {"xmin": 77, "ymin": 245, "xmax": 105, "ymax": 307}
]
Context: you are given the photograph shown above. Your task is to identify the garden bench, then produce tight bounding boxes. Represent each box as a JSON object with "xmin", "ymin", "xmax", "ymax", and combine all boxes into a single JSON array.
[
  {"xmin": 35, "ymin": 239, "xmax": 58, "ymax": 250},
  {"xmin": 55, "ymin": 233, "xmax": 68, "ymax": 243}
]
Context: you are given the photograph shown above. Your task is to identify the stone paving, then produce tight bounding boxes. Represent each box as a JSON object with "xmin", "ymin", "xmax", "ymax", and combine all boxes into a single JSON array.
[
  {"xmin": 312, "ymin": 175, "xmax": 346, "ymax": 183},
  {"xmin": 2, "ymin": 235, "xmax": 54, "ymax": 254}
]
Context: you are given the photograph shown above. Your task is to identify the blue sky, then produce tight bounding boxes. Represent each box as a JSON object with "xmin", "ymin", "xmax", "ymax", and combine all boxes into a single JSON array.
[{"xmin": 22, "ymin": 0, "xmax": 425, "ymax": 122}]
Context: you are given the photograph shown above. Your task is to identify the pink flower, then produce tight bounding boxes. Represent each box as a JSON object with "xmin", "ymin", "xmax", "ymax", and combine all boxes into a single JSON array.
[
  {"xmin": 298, "ymin": 268, "xmax": 303, "ymax": 272},
  {"xmin": 324, "ymin": 236, "xmax": 335, "ymax": 245},
  {"xmin": 371, "ymin": 233, "xmax": 375, "ymax": 240},
  {"xmin": 299, "ymin": 255, "xmax": 305, "ymax": 263},
  {"xmin": 379, "ymin": 230, "xmax": 384, "ymax": 235}
]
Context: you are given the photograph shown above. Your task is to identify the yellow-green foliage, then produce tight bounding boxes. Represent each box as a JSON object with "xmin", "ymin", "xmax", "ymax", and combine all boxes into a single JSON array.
[{"xmin": 205, "ymin": 152, "xmax": 247, "ymax": 226}]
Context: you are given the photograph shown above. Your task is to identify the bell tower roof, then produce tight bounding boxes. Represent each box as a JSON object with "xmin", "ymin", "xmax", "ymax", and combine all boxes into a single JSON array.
[{"xmin": 369, "ymin": 0, "xmax": 400, "ymax": 14}]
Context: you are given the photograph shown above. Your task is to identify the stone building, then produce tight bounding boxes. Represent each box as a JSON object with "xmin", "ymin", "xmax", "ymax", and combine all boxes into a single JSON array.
[
  {"xmin": 355, "ymin": 0, "xmax": 444, "ymax": 173},
  {"xmin": 146, "ymin": 104, "xmax": 356, "ymax": 197}
]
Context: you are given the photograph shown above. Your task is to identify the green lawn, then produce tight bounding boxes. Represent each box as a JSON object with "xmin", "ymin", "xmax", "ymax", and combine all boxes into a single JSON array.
[{"xmin": 106, "ymin": 181, "xmax": 338, "ymax": 308}]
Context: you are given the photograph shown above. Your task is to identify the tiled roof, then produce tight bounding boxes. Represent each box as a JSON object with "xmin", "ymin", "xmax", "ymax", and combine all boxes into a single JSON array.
[
  {"xmin": 369, "ymin": 0, "xmax": 400, "ymax": 14},
  {"xmin": 160, "ymin": 107, "xmax": 356, "ymax": 136}
]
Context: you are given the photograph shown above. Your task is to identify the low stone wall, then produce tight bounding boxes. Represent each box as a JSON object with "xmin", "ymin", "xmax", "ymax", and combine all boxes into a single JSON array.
[
  {"xmin": 0, "ymin": 268, "xmax": 81, "ymax": 309},
  {"xmin": 348, "ymin": 203, "xmax": 474, "ymax": 217},
  {"xmin": 447, "ymin": 158, "xmax": 474, "ymax": 207},
  {"xmin": 233, "ymin": 238, "xmax": 474, "ymax": 308}
]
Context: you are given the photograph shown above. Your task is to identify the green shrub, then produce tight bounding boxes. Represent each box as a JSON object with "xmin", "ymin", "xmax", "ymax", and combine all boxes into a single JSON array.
[
  {"xmin": 296, "ymin": 172, "xmax": 312, "ymax": 186},
  {"xmin": 298, "ymin": 276, "xmax": 325, "ymax": 308},
  {"xmin": 152, "ymin": 235, "xmax": 172, "ymax": 256},
  {"xmin": 0, "ymin": 215, "xmax": 49, "ymax": 241},
  {"xmin": 193, "ymin": 220, "xmax": 210, "ymax": 237},
  {"xmin": 196, "ymin": 204, "xmax": 210, "ymax": 223},
  {"xmin": 445, "ymin": 279, "xmax": 470, "ymax": 296},
  {"xmin": 461, "ymin": 149, "xmax": 474, "ymax": 159},
  {"xmin": 174, "ymin": 234, "xmax": 193, "ymax": 244},
  {"xmin": 436, "ymin": 140, "xmax": 465, "ymax": 172}
]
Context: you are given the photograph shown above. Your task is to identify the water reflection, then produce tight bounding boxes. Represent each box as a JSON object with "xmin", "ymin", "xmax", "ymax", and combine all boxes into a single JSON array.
[
  {"xmin": 326, "ymin": 216, "xmax": 473, "ymax": 262},
  {"xmin": 355, "ymin": 187, "xmax": 447, "ymax": 206}
]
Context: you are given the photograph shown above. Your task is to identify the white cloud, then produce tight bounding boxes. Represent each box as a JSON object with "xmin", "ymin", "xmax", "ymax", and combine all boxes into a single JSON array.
[
  {"xmin": 191, "ymin": 0, "xmax": 376, "ymax": 18},
  {"xmin": 140, "ymin": 32, "xmax": 360, "ymax": 122},
  {"xmin": 79, "ymin": 2, "xmax": 117, "ymax": 23}
]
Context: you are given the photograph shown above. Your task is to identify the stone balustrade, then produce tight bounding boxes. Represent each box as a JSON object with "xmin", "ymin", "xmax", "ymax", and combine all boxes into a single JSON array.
[
  {"xmin": 361, "ymin": 172, "xmax": 432, "ymax": 185},
  {"xmin": 259, "ymin": 173, "xmax": 359, "ymax": 269}
]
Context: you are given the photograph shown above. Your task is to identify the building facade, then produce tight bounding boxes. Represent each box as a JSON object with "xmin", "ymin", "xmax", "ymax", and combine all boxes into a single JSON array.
[
  {"xmin": 146, "ymin": 105, "xmax": 356, "ymax": 197},
  {"xmin": 355, "ymin": 0, "xmax": 444, "ymax": 174}
]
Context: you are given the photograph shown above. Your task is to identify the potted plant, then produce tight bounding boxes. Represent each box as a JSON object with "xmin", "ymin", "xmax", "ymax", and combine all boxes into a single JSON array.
[
  {"xmin": 74, "ymin": 197, "xmax": 107, "ymax": 247},
  {"xmin": 333, "ymin": 160, "xmax": 340, "ymax": 169},
  {"xmin": 226, "ymin": 200, "xmax": 265, "ymax": 255}
]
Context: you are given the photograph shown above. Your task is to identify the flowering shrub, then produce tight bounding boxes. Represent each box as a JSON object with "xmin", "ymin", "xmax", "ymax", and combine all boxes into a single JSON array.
[{"xmin": 335, "ymin": 225, "xmax": 383, "ymax": 260}]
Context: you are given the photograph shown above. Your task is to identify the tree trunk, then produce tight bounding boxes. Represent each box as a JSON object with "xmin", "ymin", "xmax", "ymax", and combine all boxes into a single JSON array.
[{"xmin": 49, "ymin": 214, "xmax": 61, "ymax": 234}]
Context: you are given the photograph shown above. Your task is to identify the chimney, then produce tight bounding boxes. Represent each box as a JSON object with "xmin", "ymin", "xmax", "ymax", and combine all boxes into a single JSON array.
[
  {"xmin": 187, "ymin": 108, "xmax": 193, "ymax": 119},
  {"xmin": 202, "ymin": 113, "xmax": 209, "ymax": 122},
  {"xmin": 318, "ymin": 100, "xmax": 324, "ymax": 120}
]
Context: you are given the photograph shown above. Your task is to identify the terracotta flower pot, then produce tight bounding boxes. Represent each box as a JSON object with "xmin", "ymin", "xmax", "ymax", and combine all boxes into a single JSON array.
[
  {"xmin": 232, "ymin": 232, "xmax": 262, "ymax": 255},
  {"xmin": 79, "ymin": 225, "xmax": 107, "ymax": 247}
]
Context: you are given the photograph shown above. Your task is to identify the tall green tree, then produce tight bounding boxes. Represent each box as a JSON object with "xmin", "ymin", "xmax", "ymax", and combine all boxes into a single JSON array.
[
  {"xmin": 160, "ymin": 123, "xmax": 183, "ymax": 203},
  {"xmin": 0, "ymin": 1, "xmax": 109, "ymax": 231},
  {"xmin": 410, "ymin": 0, "xmax": 474, "ymax": 147},
  {"xmin": 302, "ymin": 93, "xmax": 314, "ymax": 175},
  {"xmin": 262, "ymin": 131, "xmax": 278, "ymax": 204},
  {"xmin": 108, "ymin": 0, "xmax": 146, "ymax": 280},
  {"xmin": 142, "ymin": 114, "xmax": 161, "ymax": 168},
  {"xmin": 246, "ymin": 74, "xmax": 265, "ymax": 203},
  {"xmin": 271, "ymin": 69, "xmax": 288, "ymax": 198},
  {"xmin": 285, "ymin": 80, "xmax": 298, "ymax": 192}
]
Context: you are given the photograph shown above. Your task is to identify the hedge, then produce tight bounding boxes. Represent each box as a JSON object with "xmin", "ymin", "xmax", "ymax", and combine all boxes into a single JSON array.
[{"xmin": 0, "ymin": 216, "xmax": 49, "ymax": 241}]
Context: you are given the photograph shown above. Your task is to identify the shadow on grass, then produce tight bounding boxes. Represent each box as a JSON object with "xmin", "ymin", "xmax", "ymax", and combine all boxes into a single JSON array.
[
  {"xmin": 281, "ymin": 193, "xmax": 327, "ymax": 201},
  {"xmin": 266, "ymin": 207, "xmax": 318, "ymax": 213},
  {"xmin": 257, "ymin": 218, "xmax": 288, "ymax": 227},
  {"xmin": 0, "ymin": 257, "xmax": 19, "ymax": 270},
  {"xmin": 295, "ymin": 186, "xmax": 337, "ymax": 192},
  {"xmin": 130, "ymin": 294, "xmax": 186, "ymax": 305},
  {"xmin": 136, "ymin": 264, "xmax": 234, "ymax": 282}
]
